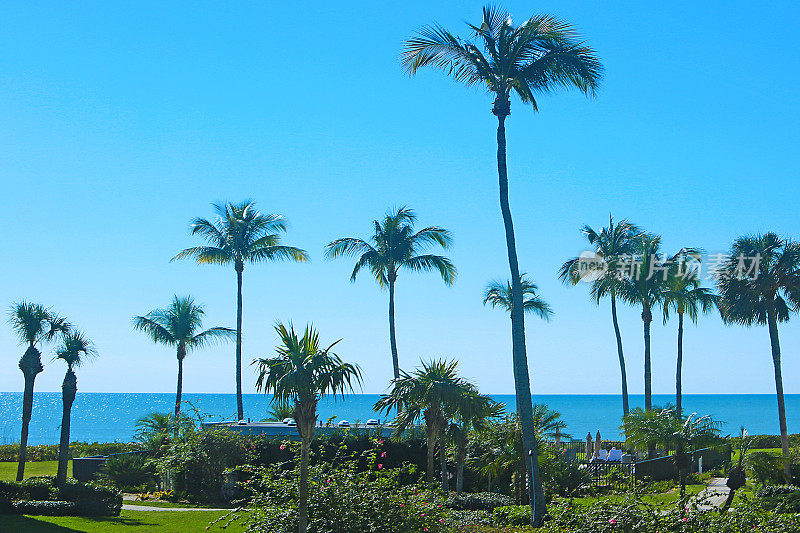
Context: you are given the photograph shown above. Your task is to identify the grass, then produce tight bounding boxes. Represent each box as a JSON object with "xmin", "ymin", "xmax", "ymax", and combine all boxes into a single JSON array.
[
  {"xmin": 0, "ymin": 510, "xmax": 246, "ymax": 533},
  {"xmin": 565, "ymin": 483, "xmax": 705, "ymax": 508},
  {"xmin": 0, "ymin": 461, "xmax": 64, "ymax": 481},
  {"xmin": 123, "ymin": 500, "xmax": 227, "ymax": 509}
]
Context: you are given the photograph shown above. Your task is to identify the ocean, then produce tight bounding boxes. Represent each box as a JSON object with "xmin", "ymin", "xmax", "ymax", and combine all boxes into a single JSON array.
[{"xmin": 0, "ymin": 392, "xmax": 796, "ymax": 445}]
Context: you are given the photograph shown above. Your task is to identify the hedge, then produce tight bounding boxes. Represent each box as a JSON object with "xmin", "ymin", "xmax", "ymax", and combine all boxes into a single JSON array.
[
  {"xmin": 0, "ymin": 442, "xmax": 140, "ymax": 462},
  {"xmin": 0, "ymin": 476, "xmax": 122, "ymax": 516}
]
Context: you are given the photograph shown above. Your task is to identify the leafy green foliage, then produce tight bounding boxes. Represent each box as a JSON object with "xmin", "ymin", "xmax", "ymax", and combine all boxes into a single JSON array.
[
  {"xmin": 96, "ymin": 453, "xmax": 156, "ymax": 492},
  {"xmin": 0, "ymin": 476, "xmax": 121, "ymax": 516},
  {"xmin": 0, "ymin": 442, "xmax": 139, "ymax": 462}
]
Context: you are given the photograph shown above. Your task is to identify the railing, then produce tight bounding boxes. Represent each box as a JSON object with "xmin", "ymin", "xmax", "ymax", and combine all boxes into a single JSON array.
[{"xmin": 582, "ymin": 461, "xmax": 636, "ymax": 491}]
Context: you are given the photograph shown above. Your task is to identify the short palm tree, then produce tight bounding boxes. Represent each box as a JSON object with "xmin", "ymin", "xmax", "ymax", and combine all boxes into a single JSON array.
[
  {"xmin": 661, "ymin": 255, "xmax": 717, "ymax": 418},
  {"xmin": 617, "ymin": 233, "xmax": 667, "ymax": 411},
  {"xmin": 253, "ymin": 323, "xmax": 362, "ymax": 533},
  {"xmin": 483, "ymin": 275, "xmax": 553, "ymax": 321},
  {"xmin": 132, "ymin": 296, "xmax": 235, "ymax": 418},
  {"xmin": 375, "ymin": 358, "xmax": 473, "ymax": 491},
  {"xmin": 174, "ymin": 201, "xmax": 309, "ymax": 420},
  {"xmin": 559, "ymin": 215, "xmax": 641, "ymax": 418},
  {"xmin": 449, "ymin": 389, "xmax": 505, "ymax": 494},
  {"xmin": 402, "ymin": 7, "xmax": 602, "ymax": 524},
  {"xmin": 54, "ymin": 329, "xmax": 95, "ymax": 487},
  {"xmin": 326, "ymin": 206, "xmax": 455, "ymax": 380},
  {"xmin": 8, "ymin": 302, "xmax": 70, "ymax": 481},
  {"xmin": 717, "ymin": 233, "xmax": 800, "ymax": 482}
]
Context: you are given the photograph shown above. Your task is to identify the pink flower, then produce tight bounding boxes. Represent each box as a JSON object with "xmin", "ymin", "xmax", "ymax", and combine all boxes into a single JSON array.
[
  {"xmin": 378, "ymin": 464, "xmax": 383, "ymax": 469},
  {"xmin": 440, "ymin": 518, "xmax": 445, "ymax": 523},
  {"xmin": 381, "ymin": 452, "xmax": 387, "ymax": 457},
  {"xmin": 609, "ymin": 518, "xmax": 616, "ymax": 525},
  {"xmin": 682, "ymin": 517, "xmax": 687, "ymax": 522},
  {"xmin": 280, "ymin": 444, "xmax": 286, "ymax": 450}
]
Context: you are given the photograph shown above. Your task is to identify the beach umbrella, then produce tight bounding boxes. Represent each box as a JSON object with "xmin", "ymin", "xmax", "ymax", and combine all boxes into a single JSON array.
[{"xmin": 595, "ymin": 430, "xmax": 602, "ymax": 458}]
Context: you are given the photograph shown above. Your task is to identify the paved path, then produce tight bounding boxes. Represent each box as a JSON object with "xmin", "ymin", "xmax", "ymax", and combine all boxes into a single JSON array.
[
  {"xmin": 692, "ymin": 477, "xmax": 730, "ymax": 510},
  {"xmin": 122, "ymin": 503, "xmax": 230, "ymax": 511}
]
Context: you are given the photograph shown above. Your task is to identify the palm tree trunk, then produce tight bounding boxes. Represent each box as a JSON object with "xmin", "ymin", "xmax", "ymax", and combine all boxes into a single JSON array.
[
  {"xmin": 642, "ymin": 306, "xmax": 652, "ymax": 411},
  {"xmin": 494, "ymin": 104, "xmax": 544, "ymax": 526},
  {"xmin": 767, "ymin": 309, "xmax": 791, "ymax": 483},
  {"xmin": 299, "ymin": 436, "xmax": 310, "ymax": 533},
  {"xmin": 439, "ymin": 431, "xmax": 448, "ymax": 491},
  {"xmin": 456, "ymin": 460, "xmax": 465, "ymax": 494},
  {"xmin": 676, "ymin": 313, "xmax": 684, "ymax": 419},
  {"xmin": 610, "ymin": 294, "xmax": 629, "ymax": 417},
  {"xmin": 57, "ymin": 369, "xmax": 77, "ymax": 487},
  {"xmin": 235, "ymin": 265, "xmax": 244, "ymax": 421},
  {"xmin": 388, "ymin": 277, "xmax": 400, "ymax": 381},
  {"xmin": 175, "ymin": 355, "xmax": 184, "ymax": 419},
  {"xmin": 426, "ymin": 425, "xmax": 436, "ymax": 483},
  {"xmin": 17, "ymin": 345, "xmax": 43, "ymax": 482}
]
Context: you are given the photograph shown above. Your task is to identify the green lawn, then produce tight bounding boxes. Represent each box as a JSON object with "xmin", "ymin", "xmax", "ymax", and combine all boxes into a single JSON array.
[
  {"xmin": 0, "ymin": 510, "xmax": 246, "ymax": 533},
  {"xmin": 0, "ymin": 461, "xmax": 64, "ymax": 481},
  {"xmin": 564, "ymin": 483, "xmax": 705, "ymax": 508}
]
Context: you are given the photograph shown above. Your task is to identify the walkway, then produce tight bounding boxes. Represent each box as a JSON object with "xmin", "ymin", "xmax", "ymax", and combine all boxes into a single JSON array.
[{"xmin": 692, "ymin": 477, "xmax": 730, "ymax": 510}]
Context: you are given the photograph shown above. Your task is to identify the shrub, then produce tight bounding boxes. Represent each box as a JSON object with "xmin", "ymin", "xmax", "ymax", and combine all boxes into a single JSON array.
[
  {"xmin": 539, "ymin": 446, "xmax": 591, "ymax": 497},
  {"xmin": 96, "ymin": 453, "xmax": 156, "ymax": 491},
  {"xmin": 444, "ymin": 491, "xmax": 514, "ymax": 511},
  {"xmin": 0, "ymin": 476, "xmax": 122, "ymax": 516},
  {"xmin": 0, "ymin": 442, "xmax": 139, "ymax": 462},
  {"xmin": 492, "ymin": 505, "xmax": 531, "ymax": 527},
  {"xmin": 746, "ymin": 451, "xmax": 785, "ymax": 484}
]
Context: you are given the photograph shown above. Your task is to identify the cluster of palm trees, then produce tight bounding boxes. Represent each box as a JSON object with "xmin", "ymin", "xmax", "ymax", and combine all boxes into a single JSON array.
[
  {"xmin": 8, "ymin": 302, "xmax": 95, "ymax": 487},
  {"xmin": 560, "ymin": 219, "xmax": 800, "ymax": 482}
]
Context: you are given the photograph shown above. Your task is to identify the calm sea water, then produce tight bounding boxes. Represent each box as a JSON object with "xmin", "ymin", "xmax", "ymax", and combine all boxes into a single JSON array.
[{"xmin": 0, "ymin": 392, "xmax": 796, "ymax": 445}]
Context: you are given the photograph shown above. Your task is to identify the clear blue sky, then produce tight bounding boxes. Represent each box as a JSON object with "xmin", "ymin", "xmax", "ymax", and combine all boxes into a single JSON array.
[{"xmin": 1, "ymin": 1, "xmax": 799, "ymax": 396}]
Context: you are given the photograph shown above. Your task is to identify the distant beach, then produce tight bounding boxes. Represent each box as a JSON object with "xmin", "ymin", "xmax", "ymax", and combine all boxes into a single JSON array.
[{"xmin": 0, "ymin": 392, "xmax": 795, "ymax": 445}]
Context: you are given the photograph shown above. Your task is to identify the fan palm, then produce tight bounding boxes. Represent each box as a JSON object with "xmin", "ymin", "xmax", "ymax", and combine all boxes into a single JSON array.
[
  {"xmin": 173, "ymin": 201, "xmax": 309, "ymax": 420},
  {"xmin": 8, "ymin": 302, "xmax": 70, "ymax": 481},
  {"xmin": 325, "ymin": 206, "xmax": 455, "ymax": 380},
  {"xmin": 54, "ymin": 329, "xmax": 95, "ymax": 487},
  {"xmin": 559, "ymin": 215, "xmax": 641, "ymax": 418},
  {"xmin": 133, "ymin": 296, "xmax": 235, "ymax": 418},
  {"xmin": 661, "ymin": 254, "xmax": 717, "ymax": 418},
  {"xmin": 253, "ymin": 323, "xmax": 361, "ymax": 533},
  {"xmin": 482, "ymin": 275, "xmax": 554, "ymax": 321},
  {"xmin": 617, "ymin": 233, "xmax": 667, "ymax": 411},
  {"xmin": 449, "ymin": 389, "xmax": 505, "ymax": 494},
  {"xmin": 402, "ymin": 6, "xmax": 602, "ymax": 524},
  {"xmin": 716, "ymin": 233, "xmax": 800, "ymax": 482},
  {"xmin": 374, "ymin": 358, "xmax": 473, "ymax": 491}
]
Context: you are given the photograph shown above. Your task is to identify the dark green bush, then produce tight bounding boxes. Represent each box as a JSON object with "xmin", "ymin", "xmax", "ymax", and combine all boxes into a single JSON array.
[
  {"xmin": 96, "ymin": 453, "xmax": 156, "ymax": 491},
  {"xmin": 444, "ymin": 491, "xmax": 514, "ymax": 511},
  {"xmin": 492, "ymin": 505, "xmax": 530, "ymax": 527},
  {"xmin": 0, "ymin": 476, "xmax": 121, "ymax": 516}
]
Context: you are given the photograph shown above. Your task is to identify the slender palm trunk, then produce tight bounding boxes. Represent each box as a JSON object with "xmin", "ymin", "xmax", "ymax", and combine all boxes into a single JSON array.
[
  {"xmin": 676, "ymin": 313, "xmax": 684, "ymax": 419},
  {"xmin": 388, "ymin": 276, "xmax": 400, "ymax": 381},
  {"xmin": 235, "ymin": 264, "xmax": 244, "ymax": 421},
  {"xmin": 494, "ymin": 100, "xmax": 544, "ymax": 526},
  {"xmin": 456, "ymin": 460, "xmax": 465, "ymax": 494},
  {"xmin": 17, "ymin": 345, "xmax": 43, "ymax": 482},
  {"xmin": 610, "ymin": 294, "xmax": 629, "ymax": 417},
  {"xmin": 439, "ymin": 429, "xmax": 448, "ymax": 491},
  {"xmin": 57, "ymin": 369, "xmax": 77, "ymax": 487},
  {"xmin": 425, "ymin": 422, "xmax": 436, "ymax": 483},
  {"xmin": 299, "ymin": 436, "xmax": 310, "ymax": 533},
  {"xmin": 767, "ymin": 308, "xmax": 791, "ymax": 483},
  {"xmin": 175, "ymin": 354, "xmax": 184, "ymax": 419},
  {"xmin": 642, "ymin": 306, "xmax": 653, "ymax": 411}
]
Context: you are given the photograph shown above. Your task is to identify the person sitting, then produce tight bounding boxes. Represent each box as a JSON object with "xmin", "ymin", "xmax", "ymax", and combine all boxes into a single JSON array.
[
  {"xmin": 607, "ymin": 447, "xmax": 623, "ymax": 462},
  {"xmin": 596, "ymin": 449, "xmax": 608, "ymax": 462}
]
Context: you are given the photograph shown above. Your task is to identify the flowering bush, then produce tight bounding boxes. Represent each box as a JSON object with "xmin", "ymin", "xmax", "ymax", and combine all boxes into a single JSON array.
[{"xmin": 221, "ymin": 439, "xmax": 449, "ymax": 533}]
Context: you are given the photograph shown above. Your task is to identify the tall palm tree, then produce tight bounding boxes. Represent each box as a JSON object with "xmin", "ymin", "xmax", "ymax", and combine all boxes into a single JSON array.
[
  {"xmin": 326, "ymin": 206, "xmax": 456, "ymax": 380},
  {"xmin": 717, "ymin": 233, "xmax": 800, "ymax": 482},
  {"xmin": 559, "ymin": 216, "xmax": 641, "ymax": 418},
  {"xmin": 402, "ymin": 7, "xmax": 602, "ymax": 525},
  {"xmin": 449, "ymin": 389, "xmax": 505, "ymax": 494},
  {"xmin": 661, "ymin": 254, "xmax": 717, "ymax": 418},
  {"xmin": 253, "ymin": 323, "xmax": 362, "ymax": 533},
  {"xmin": 132, "ymin": 296, "xmax": 235, "ymax": 417},
  {"xmin": 375, "ymin": 358, "xmax": 473, "ymax": 491},
  {"xmin": 8, "ymin": 302, "xmax": 70, "ymax": 481},
  {"xmin": 617, "ymin": 233, "xmax": 667, "ymax": 411},
  {"xmin": 173, "ymin": 201, "xmax": 309, "ymax": 420},
  {"xmin": 54, "ymin": 329, "xmax": 95, "ymax": 487},
  {"xmin": 483, "ymin": 275, "xmax": 554, "ymax": 321}
]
